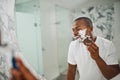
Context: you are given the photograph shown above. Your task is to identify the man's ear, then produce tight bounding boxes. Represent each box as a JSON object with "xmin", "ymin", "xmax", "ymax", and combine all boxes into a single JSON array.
[
  {"xmin": 87, "ymin": 27, "xmax": 92, "ymax": 32},
  {"xmin": 86, "ymin": 27, "xmax": 93, "ymax": 38},
  {"xmin": 89, "ymin": 26, "xmax": 93, "ymax": 31}
]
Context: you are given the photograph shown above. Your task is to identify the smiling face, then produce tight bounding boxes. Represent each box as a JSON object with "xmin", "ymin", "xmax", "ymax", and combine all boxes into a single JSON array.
[
  {"xmin": 72, "ymin": 19, "xmax": 93, "ymax": 38},
  {"xmin": 73, "ymin": 20, "xmax": 87, "ymax": 37}
]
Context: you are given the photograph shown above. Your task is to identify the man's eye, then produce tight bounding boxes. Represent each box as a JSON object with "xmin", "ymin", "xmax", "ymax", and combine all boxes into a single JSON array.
[
  {"xmin": 72, "ymin": 27, "xmax": 80, "ymax": 31},
  {"xmin": 76, "ymin": 27, "xmax": 80, "ymax": 30}
]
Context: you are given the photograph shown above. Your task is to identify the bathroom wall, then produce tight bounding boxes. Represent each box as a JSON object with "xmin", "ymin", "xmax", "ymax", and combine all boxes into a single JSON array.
[
  {"xmin": 0, "ymin": 0, "xmax": 19, "ymax": 79},
  {"xmin": 40, "ymin": 0, "xmax": 60, "ymax": 80},
  {"xmin": 55, "ymin": 5, "xmax": 73, "ymax": 74},
  {"xmin": 113, "ymin": 1, "xmax": 120, "ymax": 63},
  {"xmin": 74, "ymin": 4, "xmax": 114, "ymax": 40},
  {"xmin": 0, "ymin": 0, "xmax": 19, "ymax": 51}
]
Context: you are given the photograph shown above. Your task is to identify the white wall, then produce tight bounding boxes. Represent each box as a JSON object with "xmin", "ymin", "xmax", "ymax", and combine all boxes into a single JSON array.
[
  {"xmin": 113, "ymin": 1, "xmax": 120, "ymax": 63},
  {"xmin": 55, "ymin": 5, "xmax": 73, "ymax": 73},
  {"xmin": 0, "ymin": 0, "xmax": 18, "ymax": 46},
  {"xmin": 40, "ymin": 1, "xmax": 59, "ymax": 80},
  {"xmin": 75, "ymin": 0, "xmax": 119, "ymax": 10}
]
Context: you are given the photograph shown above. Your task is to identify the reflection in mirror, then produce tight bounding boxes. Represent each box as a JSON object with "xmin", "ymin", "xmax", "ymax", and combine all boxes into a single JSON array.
[
  {"xmin": 50, "ymin": 0, "xmax": 120, "ymax": 80},
  {"xmin": 14, "ymin": 0, "xmax": 120, "ymax": 80}
]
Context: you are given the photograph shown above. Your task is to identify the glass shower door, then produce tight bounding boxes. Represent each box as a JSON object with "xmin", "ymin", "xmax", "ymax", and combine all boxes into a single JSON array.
[{"xmin": 15, "ymin": 0, "xmax": 43, "ymax": 75}]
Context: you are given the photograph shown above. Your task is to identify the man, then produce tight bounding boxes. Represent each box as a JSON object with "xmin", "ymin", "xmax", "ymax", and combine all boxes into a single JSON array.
[{"xmin": 67, "ymin": 17, "xmax": 120, "ymax": 80}]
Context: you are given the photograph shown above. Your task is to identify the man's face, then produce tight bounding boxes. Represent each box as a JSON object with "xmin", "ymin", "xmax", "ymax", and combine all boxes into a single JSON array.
[{"xmin": 72, "ymin": 20, "xmax": 92, "ymax": 37}]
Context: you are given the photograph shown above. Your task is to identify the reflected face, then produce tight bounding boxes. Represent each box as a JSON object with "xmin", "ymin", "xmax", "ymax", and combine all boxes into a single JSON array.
[{"xmin": 72, "ymin": 20, "xmax": 88, "ymax": 37}]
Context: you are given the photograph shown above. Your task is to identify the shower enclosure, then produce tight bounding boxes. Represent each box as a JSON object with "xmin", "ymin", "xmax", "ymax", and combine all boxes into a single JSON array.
[{"xmin": 15, "ymin": 0, "xmax": 43, "ymax": 75}]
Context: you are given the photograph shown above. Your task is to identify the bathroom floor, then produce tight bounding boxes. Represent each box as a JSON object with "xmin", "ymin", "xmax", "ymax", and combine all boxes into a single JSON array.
[
  {"xmin": 55, "ymin": 74, "xmax": 66, "ymax": 80},
  {"xmin": 54, "ymin": 71, "xmax": 79, "ymax": 80}
]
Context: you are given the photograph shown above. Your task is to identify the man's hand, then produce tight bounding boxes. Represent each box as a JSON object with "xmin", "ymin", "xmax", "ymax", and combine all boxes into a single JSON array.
[
  {"xmin": 84, "ymin": 39, "xmax": 100, "ymax": 60},
  {"xmin": 85, "ymin": 40, "xmax": 100, "ymax": 60},
  {"xmin": 84, "ymin": 27, "xmax": 100, "ymax": 60},
  {"xmin": 10, "ymin": 58, "xmax": 38, "ymax": 80},
  {"xmin": 84, "ymin": 40, "xmax": 120, "ymax": 79}
]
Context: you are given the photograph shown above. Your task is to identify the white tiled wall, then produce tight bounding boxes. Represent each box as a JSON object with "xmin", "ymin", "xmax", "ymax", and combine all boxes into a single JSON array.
[
  {"xmin": 40, "ymin": 1, "xmax": 59, "ymax": 80},
  {"xmin": 0, "ymin": 0, "xmax": 20, "ymax": 52},
  {"xmin": 113, "ymin": 1, "xmax": 120, "ymax": 64}
]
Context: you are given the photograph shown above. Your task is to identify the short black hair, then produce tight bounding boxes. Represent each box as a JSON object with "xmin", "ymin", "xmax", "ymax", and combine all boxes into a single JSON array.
[{"xmin": 74, "ymin": 17, "xmax": 93, "ymax": 27}]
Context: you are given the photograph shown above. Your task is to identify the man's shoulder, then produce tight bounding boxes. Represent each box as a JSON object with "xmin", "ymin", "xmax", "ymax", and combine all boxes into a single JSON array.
[
  {"xmin": 97, "ymin": 36, "xmax": 113, "ymax": 46},
  {"xmin": 69, "ymin": 40, "xmax": 79, "ymax": 48}
]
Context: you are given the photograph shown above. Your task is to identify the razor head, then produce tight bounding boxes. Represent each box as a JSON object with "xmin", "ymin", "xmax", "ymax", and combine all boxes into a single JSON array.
[
  {"xmin": 12, "ymin": 57, "xmax": 19, "ymax": 70},
  {"xmin": 87, "ymin": 36, "xmax": 91, "ymax": 43},
  {"xmin": 12, "ymin": 50, "xmax": 19, "ymax": 70}
]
